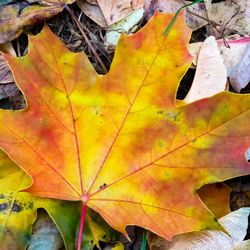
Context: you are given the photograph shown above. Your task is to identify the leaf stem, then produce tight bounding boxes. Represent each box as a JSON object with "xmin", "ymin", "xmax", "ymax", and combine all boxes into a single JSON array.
[
  {"xmin": 140, "ymin": 230, "xmax": 147, "ymax": 250},
  {"xmin": 77, "ymin": 203, "xmax": 87, "ymax": 250}
]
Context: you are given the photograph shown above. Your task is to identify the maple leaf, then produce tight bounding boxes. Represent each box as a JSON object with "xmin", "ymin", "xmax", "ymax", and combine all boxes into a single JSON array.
[
  {"xmin": 0, "ymin": 148, "xmax": 117, "ymax": 249},
  {"xmin": 0, "ymin": 150, "xmax": 80, "ymax": 250},
  {"xmin": 0, "ymin": 12, "xmax": 250, "ymax": 243}
]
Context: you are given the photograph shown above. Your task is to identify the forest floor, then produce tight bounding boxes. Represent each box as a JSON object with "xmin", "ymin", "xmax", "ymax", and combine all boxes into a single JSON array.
[{"xmin": 0, "ymin": 0, "xmax": 250, "ymax": 249}]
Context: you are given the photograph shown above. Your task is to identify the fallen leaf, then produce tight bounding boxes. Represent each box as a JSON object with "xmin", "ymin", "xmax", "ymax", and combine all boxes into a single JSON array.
[
  {"xmin": 234, "ymin": 239, "xmax": 250, "ymax": 250},
  {"xmin": 0, "ymin": 54, "xmax": 14, "ymax": 85},
  {"xmin": 188, "ymin": 35, "xmax": 250, "ymax": 92},
  {"xmin": 104, "ymin": 8, "xmax": 144, "ymax": 47},
  {"xmin": 188, "ymin": 35, "xmax": 250, "ymax": 69},
  {"xmin": 96, "ymin": 0, "xmax": 146, "ymax": 26},
  {"xmin": 197, "ymin": 183, "xmax": 231, "ymax": 219},
  {"xmin": 184, "ymin": 36, "xmax": 227, "ymax": 103},
  {"xmin": 145, "ymin": 0, "xmax": 208, "ymax": 30},
  {"xmin": 0, "ymin": 150, "xmax": 81, "ymax": 250},
  {"xmin": 111, "ymin": 242, "xmax": 124, "ymax": 250},
  {"xmin": 86, "ymin": 0, "xmax": 97, "ymax": 4},
  {"xmin": 83, "ymin": 209, "xmax": 120, "ymax": 249},
  {"xmin": 0, "ymin": 147, "xmax": 117, "ymax": 249},
  {"xmin": 230, "ymin": 42, "xmax": 250, "ymax": 92},
  {"xmin": 77, "ymin": 0, "xmax": 148, "ymax": 27},
  {"xmin": 231, "ymin": 191, "xmax": 250, "ymax": 211},
  {"xmin": 0, "ymin": 13, "xmax": 250, "ymax": 241},
  {"xmin": 28, "ymin": 210, "xmax": 64, "ymax": 250},
  {"xmin": 204, "ymin": 0, "xmax": 250, "ymax": 38},
  {"xmin": 148, "ymin": 207, "xmax": 250, "ymax": 250},
  {"xmin": 0, "ymin": 0, "xmax": 75, "ymax": 43},
  {"xmin": 76, "ymin": 0, "xmax": 107, "ymax": 27},
  {"xmin": 0, "ymin": 42, "xmax": 16, "ymax": 56},
  {"xmin": 0, "ymin": 53, "xmax": 25, "ymax": 110},
  {"xmin": 177, "ymin": 34, "xmax": 230, "ymax": 220}
]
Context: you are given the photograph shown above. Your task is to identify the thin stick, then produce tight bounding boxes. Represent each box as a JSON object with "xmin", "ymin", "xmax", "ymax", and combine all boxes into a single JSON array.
[
  {"xmin": 16, "ymin": 37, "xmax": 21, "ymax": 57},
  {"xmin": 186, "ymin": 9, "xmax": 243, "ymax": 35},
  {"xmin": 181, "ymin": 0, "xmax": 244, "ymax": 36},
  {"xmin": 65, "ymin": 5, "xmax": 108, "ymax": 73},
  {"xmin": 77, "ymin": 203, "xmax": 87, "ymax": 250}
]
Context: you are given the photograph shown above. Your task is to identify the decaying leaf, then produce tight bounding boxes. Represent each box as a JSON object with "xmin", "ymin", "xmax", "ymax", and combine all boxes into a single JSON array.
[
  {"xmin": 188, "ymin": 35, "xmax": 250, "ymax": 92},
  {"xmin": 197, "ymin": 183, "xmax": 231, "ymax": 219},
  {"xmin": 184, "ymin": 36, "xmax": 227, "ymax": 103},
  {"xmin": 0, "ymin": 150, "xmax": 81, "ymax": 250},
  {"xmin": 0, "ymin": 0, "xmax": 75, "ymax": 43},
  {"xmin": 77, "ymin": 0, "xmax": 148, "ymax": 27},
  {"xmin": 188, "ymin": 35, "xmax": 250, "ymax": 70},
  {"xmin": 0, "ymin": 53, "xmax": 25, "ymax": 110},
  {"xmin": 0, "ymin": 54, "xmax": 14, "ymax": 85},
  {"xmin": 204, "ymin": 0, "xmax": 250, "ymax": 38},
  {"xmin": 234, "ymin": 240, "xmax": 250, "ymax": 250},
  {"xmin": 145, "ymin": 0, "xmax": 208, "ymax": 30},
  {"xmin": 230, "ymin": 42, "xmax": 250, "ymax": 92},
  {"xmin": 83, "ymin": 209, "xmax": 120, "ymax": 249},
  {"xmin": 104, "ymin": 8, "xmax": 144, "ymax": 47},
  {"xmin": 0, "ymin": 12, "xmax": 250, "ymax": 241},
  {"xmin": 99, "ymin": 0, "xmax": 209, "ymax": 46},
  {"xmin": 28, "ymin": 210, "xmax": 64, "ymax": 250},
  {"xmin": 76, "ymin": 0, "xmax": 107, "ymax": 27},
  {"xmin": 148, "ymin": 207, "xmax": 250, "ymax": 250}
]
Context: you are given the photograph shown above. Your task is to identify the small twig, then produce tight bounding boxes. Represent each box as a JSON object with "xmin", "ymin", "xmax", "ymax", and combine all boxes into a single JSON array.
[
  {"xmin": 56, "ymin": 21, "xmax": 64, "ymax": 37},
  {"xmin": 181, "ymin": 0, "xmax": 244, "ymax": 37},
  {"xmin": 65, "ymin": 5, "xmax": 108, "ymax": 73},
  {"xmin": 221, "ymin": 0, "xmax": 240, "ymax": 38},
  {"xmin": 187, "ymin": 5, "xmax": 243, "ymax": 35},
  {"xmin": 16, "ymin": 37, "xmax": 21, "ymax": 57}
]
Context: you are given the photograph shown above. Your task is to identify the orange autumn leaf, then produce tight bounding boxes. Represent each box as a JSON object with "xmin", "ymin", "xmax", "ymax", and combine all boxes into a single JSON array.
[{"xmin": 0, "ymin": 12, "xmax": 250, "ymax": 240}]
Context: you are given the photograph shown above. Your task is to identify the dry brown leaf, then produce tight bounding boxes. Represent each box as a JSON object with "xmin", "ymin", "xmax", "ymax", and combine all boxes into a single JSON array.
[
  {"xmin": 96, "ymin": 0, "xmax": 145, "ymax": 25},
  {"xmin": 0, "ymin": 0, "xmax": 75, "ymax": 43},
  {"xmin": 197, "ymin": 183, "xmax": 231, "ymax": 219},
  {"xmin": 86, "ymin": 0, "xmax": 97, "ymax": 4},
  {"xmin": 0, "ymin": 55, "xmax": 14, "ymax": 85},
  {"xmin": 0, "ymin": 54, "xmax": 25, "ymax": 109},
  {"xmin": 76, "ymin": 0, "xmax": 107, "ymax": 27},
  {"xmin": 145, "ymin": 0, "xmax": 208, "ymax": 30},
  {"xmin": 204, "ymin": 0, "xmax": 250, "ymax": 38},
  {"xmin": 77, "ymin": 0, "xmax": 148, "ymax": 27}
]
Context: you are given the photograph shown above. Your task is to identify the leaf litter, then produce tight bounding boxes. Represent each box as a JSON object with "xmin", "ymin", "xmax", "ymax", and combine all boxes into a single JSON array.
[{"xmin": 0, "ymin": 1, "xmax": 250, "ymax": 249}]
